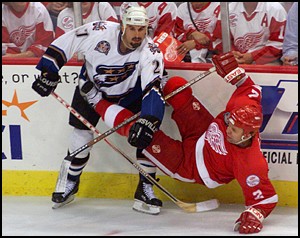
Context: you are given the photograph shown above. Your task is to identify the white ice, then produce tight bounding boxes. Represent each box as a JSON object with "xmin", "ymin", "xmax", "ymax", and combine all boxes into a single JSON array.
[{"xmin": 2, "ymin": 196, "xmax": 298, "ymax": 236}]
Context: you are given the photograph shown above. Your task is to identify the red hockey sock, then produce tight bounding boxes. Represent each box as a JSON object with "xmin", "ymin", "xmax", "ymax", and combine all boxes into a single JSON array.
[{"xmin": 95, "ymin": 100, "xmax": 135, "ymax": 137}]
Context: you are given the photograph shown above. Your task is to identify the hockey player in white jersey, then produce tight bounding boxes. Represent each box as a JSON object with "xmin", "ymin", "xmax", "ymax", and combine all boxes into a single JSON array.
[{"xmin": 32, "ymin": 6, "xmax": 165, "ymax": 215}]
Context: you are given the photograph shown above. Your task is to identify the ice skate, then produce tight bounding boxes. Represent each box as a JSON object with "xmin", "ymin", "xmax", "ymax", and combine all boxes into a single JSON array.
[
  {"xmin": 132, "ymin": 180, "xmax": 162, "ymax": 215},
  {"xmin": 52, "ymin": 179, "xmax": 79, "ymax": 209}
]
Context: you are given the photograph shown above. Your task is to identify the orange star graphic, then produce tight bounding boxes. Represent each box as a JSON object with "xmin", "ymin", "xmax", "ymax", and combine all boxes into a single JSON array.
[{"xmin": 2, "ymin": 90, "xmax": 38, "ymax": 122}]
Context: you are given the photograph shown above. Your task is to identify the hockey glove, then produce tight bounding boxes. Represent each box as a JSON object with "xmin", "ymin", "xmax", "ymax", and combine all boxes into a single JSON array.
[
  {"xmin": 79, "ymin": 80, "xmax": 102, "ymax": 108},
  {"xmin": 212, "ymin": 52, "xmax": 246, "ymax": 85},
  {"xmin": 128, "ymin": 115, "xmax": 160, "ymax": 149},
  {"xmin": 233, "ymin": 207, "xmax": 264, "ymax": 234},
  {"xmin": 32, "ymin": 68, "xmax": 60, "ymax": 97}
]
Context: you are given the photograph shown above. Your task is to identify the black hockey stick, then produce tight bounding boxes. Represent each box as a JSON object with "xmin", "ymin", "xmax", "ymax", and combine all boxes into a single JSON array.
[
  {"xmin": 63, "ymin": 66, "xmax": 216, "ymax": 163},
  {"xmin": 51, "ymin": 91, "xmax": 219, "ymax": 212}
]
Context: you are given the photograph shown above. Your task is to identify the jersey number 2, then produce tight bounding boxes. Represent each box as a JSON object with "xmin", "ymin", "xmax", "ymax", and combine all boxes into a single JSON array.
[
  {"xmin": 253, "ymin": 189, "xmax": 264, "ymax": 200},
  {"xmin": 153, "ymin": 60, "xmax": 161, "ymax": 74}
]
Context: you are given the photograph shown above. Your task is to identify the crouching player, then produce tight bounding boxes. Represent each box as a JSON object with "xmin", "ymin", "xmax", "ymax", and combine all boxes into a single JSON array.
[{"xmin": 90, "ymin": 52, "xmax": 278, "ymax": 234}]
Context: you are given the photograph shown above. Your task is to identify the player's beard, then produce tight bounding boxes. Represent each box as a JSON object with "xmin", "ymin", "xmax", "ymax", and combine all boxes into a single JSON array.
[
  {"xmin": 130, "ymin": 37, "xmax": 142, "ymax": 49},
  {"xmin": 130, "ymin": 42, "xmax": 142, "ymax": 49},
  {"xmin": 121, "ymin": 36, "xmax": 140, "ymax": 50}
]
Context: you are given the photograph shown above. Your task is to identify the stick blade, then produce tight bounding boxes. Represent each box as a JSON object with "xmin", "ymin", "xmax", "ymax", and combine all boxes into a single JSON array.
[
  {"xmin": 176, "ymin": 199, "xmax": 219, "ymax": 213},
  {"xmin": 175, "ymin": 201, "xmax": 197, "ymax": 213},
  {"xmin": 196, "ymin": 199, "xmax": 220, "ymax": 212}
]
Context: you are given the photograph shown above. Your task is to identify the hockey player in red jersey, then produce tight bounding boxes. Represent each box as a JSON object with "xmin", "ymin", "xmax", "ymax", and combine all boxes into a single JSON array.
[
  {"xmin": 92, "ymin": 52, "xmax": 278, "ymax": 233},
  {"xmin": 145, "ymin": 52, "xmax": 278, "ymax": 233}
]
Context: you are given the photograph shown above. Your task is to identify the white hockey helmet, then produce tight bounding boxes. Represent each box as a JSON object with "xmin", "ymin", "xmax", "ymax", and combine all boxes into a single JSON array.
[{"xmin": 122, "ymin": 6, "xmax": 149, "ymax": 27}]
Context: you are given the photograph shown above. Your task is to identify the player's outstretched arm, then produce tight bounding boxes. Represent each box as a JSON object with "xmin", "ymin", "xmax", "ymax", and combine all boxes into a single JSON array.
[{"xmin": 233, "ymin": 207, "xmax": 264, "ymax": 234}]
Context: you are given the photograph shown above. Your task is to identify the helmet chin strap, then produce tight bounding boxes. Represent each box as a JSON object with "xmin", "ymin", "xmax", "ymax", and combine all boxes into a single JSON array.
[{"xmin": 233, "ymin": 134, "xmax": 252, "ymax": 145}]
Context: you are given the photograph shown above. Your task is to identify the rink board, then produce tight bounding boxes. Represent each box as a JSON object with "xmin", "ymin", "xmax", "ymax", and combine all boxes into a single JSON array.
[
  {"xmin": 2, "ymin": 59, "xmax": 298, "ymax": 207},
  {"xmin": 2, "ymin": 170, "xmax": 298, "ymax": 207}
]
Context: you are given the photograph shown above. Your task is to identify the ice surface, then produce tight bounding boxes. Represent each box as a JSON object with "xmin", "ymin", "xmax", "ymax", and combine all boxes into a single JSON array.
[{"xmin": 2, "ymin": 196, "xmax": 298, "ymax": 236}]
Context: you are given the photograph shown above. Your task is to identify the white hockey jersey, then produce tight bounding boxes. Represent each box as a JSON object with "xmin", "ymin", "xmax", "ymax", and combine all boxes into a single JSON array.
[
  {"xmin": 55, "ymin": 2, "xmax": 118, "ymax": 38},
  {"xmin": 173, "ymin": 2, "xmax": 220, "ymax": 44},
  {"xmin": 213, "ymin": 2, "xmax": 287, "ymax": 64},
  {"xmin": 36, "ymin": 20, "xmax": 165, "ymax": 121},
  {"xmin": 120, "ymin": 2, "xmax": 177, "ymax": 38},
  {"xmin": 2, "ymin": 2, "xmax": 54, "ymax": 56},
  {"xmin": 173, "ymin": 2, "xmax": 220, "ymax": 62}
]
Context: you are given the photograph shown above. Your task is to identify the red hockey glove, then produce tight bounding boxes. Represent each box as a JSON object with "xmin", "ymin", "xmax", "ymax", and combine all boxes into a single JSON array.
[
  {"xmin": 234, "ymin": 207, "xmax": 264, "ymax": 234},
  {"xmin": 212, "ymin": 52, "xmax": 246, "ymax": 85}
]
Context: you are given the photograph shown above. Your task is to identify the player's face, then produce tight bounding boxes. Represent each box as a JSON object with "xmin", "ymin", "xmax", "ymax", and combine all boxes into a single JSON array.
[
  {"xmin": 123, "ymin": 24, "xmax": 147, "ymax": 49},
  {"xmin": 226, "ymin": 122, "xmax": 244, "ymax": 144}
]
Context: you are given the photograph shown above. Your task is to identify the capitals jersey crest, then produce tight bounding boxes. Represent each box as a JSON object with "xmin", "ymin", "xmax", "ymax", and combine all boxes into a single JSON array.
[
  {"xmin": 94, "ymin": 40, "xmax": 110, "ymax": 55},
  {"xmin": 94, "ymin": 62, "xmax": 137, "ymax": 87}
]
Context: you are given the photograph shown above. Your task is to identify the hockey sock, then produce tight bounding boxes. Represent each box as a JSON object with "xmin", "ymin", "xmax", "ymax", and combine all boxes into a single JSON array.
[
  {"xmin": 137, "ymin": 160, "xmax": 157, "ymax": 184},
  {"xmin": 95, "ymin": 100, "xmax": 135, "ymax": 137},
  {"xmin": 67, "ymin": 153, "xmax": 90, "ymax": 182},
  {"xmin": 67, "ymin": 128, "xmax": 93, "ymax": 182},
  {"xmin": 139, "ymin": 171, "xmax": 157, "ymax": 184}
]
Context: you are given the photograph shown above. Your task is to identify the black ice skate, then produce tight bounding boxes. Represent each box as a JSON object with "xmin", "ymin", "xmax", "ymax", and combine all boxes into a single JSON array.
[
  {"xmin": 52, "ymin": 179, "xmax": 79, "ymax": 209},
  {"xmin": 132, "ymin": 180, "xmax": 162, "ymax": 215}
]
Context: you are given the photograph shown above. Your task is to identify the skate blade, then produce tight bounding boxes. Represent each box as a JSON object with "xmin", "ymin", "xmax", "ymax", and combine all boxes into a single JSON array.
[
  {"xmin": 52, "ymin": 195, "xmax": 75, "ymax": 209},
  {"xmin": 132, "ymin": 199, "xmax": 160, "ymax": 215}
]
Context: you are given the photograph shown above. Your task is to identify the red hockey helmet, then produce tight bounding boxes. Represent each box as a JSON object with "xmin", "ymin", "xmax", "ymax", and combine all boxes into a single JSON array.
[{"xmin": 228, "ymin": 105, "xmax": 263, "ymax": 135}]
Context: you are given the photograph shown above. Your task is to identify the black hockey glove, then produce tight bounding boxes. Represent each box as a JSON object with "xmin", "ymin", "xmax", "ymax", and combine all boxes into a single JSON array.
[
  {"xmin": 32, "ymin": 68, "xmax": 60, "ymax": 97},
  {"xmin": 128, "ymin": 115, "xmax": 160, "ymax": 149}
]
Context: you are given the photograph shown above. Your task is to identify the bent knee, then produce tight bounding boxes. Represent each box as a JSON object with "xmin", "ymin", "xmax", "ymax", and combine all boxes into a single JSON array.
[{"xmin": 163, "ymin": 76, "xmax": 192, "ymax": 110}]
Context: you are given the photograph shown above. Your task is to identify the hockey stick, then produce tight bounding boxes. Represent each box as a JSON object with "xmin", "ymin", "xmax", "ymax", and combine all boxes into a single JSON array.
[
  {"xmin": 63, "ymin": 66, "xmax": 216, "ymax": 162},
  {"xmin": 51, "ymin": 91, "xmax": 219, "ymax": 213}
]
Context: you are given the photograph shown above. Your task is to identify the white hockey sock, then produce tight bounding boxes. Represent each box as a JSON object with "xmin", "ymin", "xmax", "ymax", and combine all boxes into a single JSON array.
[{"xmin": 138, "ymin": 159, "xmax": 157, "ymax": 174}]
